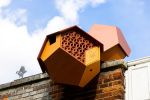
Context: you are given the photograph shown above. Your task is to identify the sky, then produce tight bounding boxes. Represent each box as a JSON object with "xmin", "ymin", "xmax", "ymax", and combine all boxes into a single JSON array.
[{"xmin": 0, "ymin": 0, "xmax": 150, "ymax": 84}]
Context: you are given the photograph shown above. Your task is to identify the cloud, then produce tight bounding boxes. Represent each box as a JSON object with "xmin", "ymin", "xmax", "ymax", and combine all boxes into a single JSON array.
[
  {"xmin": 2, "ymin": 8, "xmax": 27, "ymax": 26},
  {"xmin": 90, "ymin": 0, "xmax": 106, "ymax": 7},
  {"xmin": 55, "ymin": 0, "xmax": 107, "ymax": 25},
  {"xmin": 0, "ymin": 0, "xmax": 11, "ymax": 8},
  {"xmin": 0, "ymin": 0, "xmax": 107, "ymax": 84},
  {"xmin": 9, "ymin": 9, "xmax": 27, "ymax": 25},
  {"xmin": 0, "ymin": 18, "xmax": 44, "ymax": 84},
  {"xmin": 0, "ymin": 1, "xmax": 43, "ymax": 83},
  {"xmin": 39, "ymin": 0, "xmax": 108, "ymax": 39},
  {"xmin": 0, "ymin": 0, "xmax": 12, "ymax": 15},
  {"xmin": 43, "ymin": 16, "xmax": 68, "ymax": 34}
]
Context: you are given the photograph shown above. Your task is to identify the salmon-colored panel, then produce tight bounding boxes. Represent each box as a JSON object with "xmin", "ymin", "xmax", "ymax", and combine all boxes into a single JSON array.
[
  {"xmin": 116, "ymin": 28, "xmax": 131, "ymax": 56},
  {"xmin": 88, "ymin": 24, "xmax": 131, "ymax": 57},
  {"xmin": 88, "ymin": 24, "xmax": 118, "ymax": 51}
]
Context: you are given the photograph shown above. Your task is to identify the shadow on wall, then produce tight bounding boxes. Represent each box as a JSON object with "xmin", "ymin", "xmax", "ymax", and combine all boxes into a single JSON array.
[{"xmin": 61, "ymin": 74, "xmax": 99, "ymax": 100}]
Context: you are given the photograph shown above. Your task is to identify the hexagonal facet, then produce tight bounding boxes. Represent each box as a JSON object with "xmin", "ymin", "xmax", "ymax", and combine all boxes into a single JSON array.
[
  {"xmin": 38, "ymin": 26, "xmax": 102, "ymax": 87},
  {"xmin": 88, "ymin": 24, "xmax": 131, "ymax": 61}
]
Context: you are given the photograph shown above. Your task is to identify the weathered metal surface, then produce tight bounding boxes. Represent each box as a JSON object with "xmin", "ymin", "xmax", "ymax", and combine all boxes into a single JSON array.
[{"xmin": 37, "ymin": 26, "xmax": 102, "ymax": 87}]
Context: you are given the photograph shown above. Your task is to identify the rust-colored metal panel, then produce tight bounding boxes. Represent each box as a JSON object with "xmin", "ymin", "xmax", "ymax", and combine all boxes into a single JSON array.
[
  {"xmin": 88, "ymin": 24, "xmax": 131, "ymax": 61},
  {"xmin": 37, "ymin": 25, "xmax": 102, "ymax": 87},
  {"xmin": 44, "ymin": 48, "xmax": 85, "ymax": 86}
]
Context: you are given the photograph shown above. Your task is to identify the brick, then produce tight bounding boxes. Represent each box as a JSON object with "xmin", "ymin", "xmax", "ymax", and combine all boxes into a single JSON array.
[
  {"xmin": 112, "ymin": 89, "xmax": 124, "ymax": 96},
  {"xmin": 17, "ymin": 90, "xmax": 25, "ymax": 95},
  {"xmin": 104, "ymin": 78, "xmax": 111, "ymax": 83},
  {"xmin": 100, "ymin": 83, "xmax": 108, "ymax": 88},
  {"xmin": 109, "ymin": 80, "xmax": 123, "ymax": 86},
  {"xmin": 96, "ymin": 89, "xmax": 102, "ymax": 93},
  {"xmin": 102, "ymin": 85, "xmax": 124, "ymax": 94},
  {"xmin": 114, "ymin": 95, "xmax": 124, "ymax": 99},
  {"xmin": 10, "ymin": 95, "xmax": 20, "ymax": 99},
  {"xmin": 22, "ymin": 93, "xmax": 29, "ymax": 97},
  {"xmin": 23, "ymin": 96, "xmax": 33, "ymax": 100},
  {"xmin": 33, "ymin": 92, "xmax": 48, "ymax": 99},
  {"xmin": 37, "ymin": 89, "xmax": 46, "ymax": 94},
  {"xmin": 104, "ymin": 96, "xmax": 115, "ymax": 100},
  {"xmin": 113, "ymin": 72, "xmax": 122, "ymax": 80},
  {"xmin": 96, "ymin": 99, "xmax": 103, "ymax": 100},
  {"xmin": 25, "ymin": 88, "xmax": 33, "ymax": 92},
  {"xmin": 102, "ymin": 87, "xmax": 114, "ymax": 93},
  {"xmin": 33, "ymin": 84, "xmax": 49, "ymax": 91},
  {"xmin": 98, "ymin": 78, "xmax": 104, "ymax": 84},
  {"xmin": 99, "ymin": 93, "xmax": 112, "ymax": 98},
  {"xmin": 109, "ymin": 74, "xmax": 114, "ymax": 81},
  {"xmin": 30, "ymin": 91, "xmax": 37, "ymax": 96}
]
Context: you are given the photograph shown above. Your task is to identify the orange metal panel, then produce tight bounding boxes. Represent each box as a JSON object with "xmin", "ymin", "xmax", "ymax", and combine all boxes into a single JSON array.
[
  {"xmin": 79, "ymin": 60, "xmax": 100, "ymax": 87},
  {"xmin": 101, "ymin": 45, "xmax": 126, "ymax": 61},
  {"xmin": 41, "ymin": 34, "xmax": 61, "ymax": 61},
  {"xmin": 85, "ymin": 47, "xmax": 100, "ymax": 65}
]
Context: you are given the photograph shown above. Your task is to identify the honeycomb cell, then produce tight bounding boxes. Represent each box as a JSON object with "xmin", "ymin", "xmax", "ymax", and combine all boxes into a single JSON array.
[{"xmin": 61, "ymin": 31, "xmax": 96, "ymax": 63}]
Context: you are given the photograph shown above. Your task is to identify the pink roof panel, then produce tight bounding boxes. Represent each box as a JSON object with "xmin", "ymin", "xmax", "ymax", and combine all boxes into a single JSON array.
[{"xmin": 88, "ymin": 24, "xmax": 131, "ymax": 56}]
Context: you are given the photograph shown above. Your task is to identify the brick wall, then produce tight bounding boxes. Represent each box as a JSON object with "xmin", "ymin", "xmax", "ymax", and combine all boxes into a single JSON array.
[{"xmin": 0, "ymin": 60, "xmax": 127, "ymax": 100}]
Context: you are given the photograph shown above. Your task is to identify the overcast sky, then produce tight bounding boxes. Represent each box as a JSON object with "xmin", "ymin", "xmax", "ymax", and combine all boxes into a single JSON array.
[{"xmin": 0, "ymin": 0, "xmax": 150, "ymax": 84}]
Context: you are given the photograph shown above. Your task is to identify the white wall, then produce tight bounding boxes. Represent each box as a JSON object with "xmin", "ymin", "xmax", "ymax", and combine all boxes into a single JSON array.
[{"xmin": 125, "ymin": 57, "xmax": 150, "ymax": 100}]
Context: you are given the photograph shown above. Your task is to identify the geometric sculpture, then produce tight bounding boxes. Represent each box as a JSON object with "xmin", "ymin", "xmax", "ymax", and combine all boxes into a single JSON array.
[
  {"xmin": 37, "ymin": 26, "xmax": 103, "ymax": 87},
  {"xmin": 88, "ymin": 24, "xmax": 131, "ymax": 61},
  {"xmin": 37, "ymin": 24, "xmax": 131, "ymax": 87}
]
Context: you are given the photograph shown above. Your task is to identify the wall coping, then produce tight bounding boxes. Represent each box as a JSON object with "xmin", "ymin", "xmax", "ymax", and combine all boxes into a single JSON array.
[
  {"xmin": 101, "ymin": 59, "xmax": 127, "ymax": 69},
  {"xmin": 0, "ymin": 73, "xmax": 49, "ymax": 91},
  {"xmin": 0, "ymin": 59, "xmax": 127, "ymax": 91}
]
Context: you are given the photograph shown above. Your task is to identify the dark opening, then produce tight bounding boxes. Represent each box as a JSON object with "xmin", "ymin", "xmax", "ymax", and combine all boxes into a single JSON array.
[{"xmin": 49, "ymin": 35, "xmax": 56, "ymax": 45}]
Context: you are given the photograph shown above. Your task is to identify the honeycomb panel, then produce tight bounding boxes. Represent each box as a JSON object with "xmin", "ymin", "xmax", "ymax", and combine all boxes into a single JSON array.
[{"xmin": 61, "ymin": 31, "xmax": 96, "ymax": 63}]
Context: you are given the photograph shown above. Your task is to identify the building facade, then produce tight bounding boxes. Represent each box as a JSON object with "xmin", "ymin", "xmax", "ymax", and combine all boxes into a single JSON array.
[{"xmin": 0, "ymin": 57, "xmax": 150, "ymax": 100}]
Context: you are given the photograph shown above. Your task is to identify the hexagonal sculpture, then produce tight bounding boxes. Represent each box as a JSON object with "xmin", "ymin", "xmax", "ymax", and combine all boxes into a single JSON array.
[
  {"xmin": 88, "ymin": 24, "xmax": 131, "ymax": 61},
  {"xmin": 37, "ymin": 26, "xmax": 103, "ymax": 87}
]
